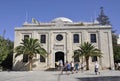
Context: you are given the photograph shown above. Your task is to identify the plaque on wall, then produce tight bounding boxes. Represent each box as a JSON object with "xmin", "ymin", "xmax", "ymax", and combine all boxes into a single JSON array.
[{"xmin": 54, "ymin": 45, "xmax": 64, "ymax": 50}]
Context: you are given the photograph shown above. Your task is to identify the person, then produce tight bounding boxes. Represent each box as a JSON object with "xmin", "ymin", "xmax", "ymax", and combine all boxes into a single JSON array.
[
  {"xmin": 74, "ymin": 62, "xmax": 79, "ymax": 73},
  {"xmin": 66, "ymin": 61, "xmax": 71, "ymax": 75},
  {"xmin": 118, "ymin": 63, "xmax": 120, "ymax": 70},
  {"xmin": 61, "ymin": 61, "xmax": 71, "ymax": 75},
  {"xmin": 81, "ymin": 63, "xmax": 84, "ymax": 73},
  {"xmin": 94, "ymin": 62, "xmax": 100, "ymax": 75},
  {"xmin": 115, "ymin": 62, "xmax": 118, "ymax": 70},
  {"xmin": 55, "ymin": 61, "xmax": 59, "ymax": 69},
  {"xmin": 70, "ymin": 61, "xmax": 74, "ymax": 74},
  {"xmin": 59, "ymin": 60, "xmax": 63, "ymax": 71}
]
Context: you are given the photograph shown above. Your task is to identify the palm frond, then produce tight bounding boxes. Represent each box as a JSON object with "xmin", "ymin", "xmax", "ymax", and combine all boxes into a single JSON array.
[
  {"xmin": 74, "ymin": 42, "xmax": 102, "ymax": 58},
  {"xmin": 14, "ymin": 38, "xmax": 47, "ymax": 58}
]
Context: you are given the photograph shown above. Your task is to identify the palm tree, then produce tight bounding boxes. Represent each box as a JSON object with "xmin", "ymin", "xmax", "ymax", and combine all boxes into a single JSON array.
[
  {"xmin": 14, "ymin": 38, "xmax": 47, "ymax": 71},
  {"xmin": 74, "ymin": 42, "xmax": 102, "ymax": 70}
]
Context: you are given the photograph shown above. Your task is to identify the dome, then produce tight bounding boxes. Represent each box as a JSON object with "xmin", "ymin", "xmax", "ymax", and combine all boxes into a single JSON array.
[{"xmin": 51, "ymin": 17, "xmax": 73, "ymax": 23}]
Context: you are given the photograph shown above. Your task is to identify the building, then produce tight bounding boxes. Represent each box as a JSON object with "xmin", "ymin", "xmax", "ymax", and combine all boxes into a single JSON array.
[{"xmin": 13, "ymin": 17, "xmax": 114, "ymax": 71}]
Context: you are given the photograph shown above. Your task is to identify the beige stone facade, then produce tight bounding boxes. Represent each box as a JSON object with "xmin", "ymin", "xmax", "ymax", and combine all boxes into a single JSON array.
[{"xmin": 13, "ymin": 17, "xmax": 114, "ymax": 71}]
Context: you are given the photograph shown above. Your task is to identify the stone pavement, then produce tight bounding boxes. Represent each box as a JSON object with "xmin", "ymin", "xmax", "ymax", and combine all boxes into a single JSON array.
[{"xmin": 0, "ymin": 70, "xmax": 120, "ymax": 81}]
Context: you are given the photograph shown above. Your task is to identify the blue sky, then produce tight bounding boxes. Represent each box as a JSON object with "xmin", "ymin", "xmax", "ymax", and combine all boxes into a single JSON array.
[{"xmin": 0, "ymin": 0, "xmax": 120, "ymax": 41}]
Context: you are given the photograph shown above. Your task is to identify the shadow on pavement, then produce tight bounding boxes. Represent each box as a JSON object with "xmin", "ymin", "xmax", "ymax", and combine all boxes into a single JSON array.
[{"xmin": 77, "ymin": 76, "xmax": 120, "ymax": 81}]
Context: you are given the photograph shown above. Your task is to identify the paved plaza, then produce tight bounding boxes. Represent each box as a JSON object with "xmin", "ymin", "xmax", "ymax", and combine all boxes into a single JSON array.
[{"xmin": 0, "ymin": 70, "xmax": 120, "ymax": 81}]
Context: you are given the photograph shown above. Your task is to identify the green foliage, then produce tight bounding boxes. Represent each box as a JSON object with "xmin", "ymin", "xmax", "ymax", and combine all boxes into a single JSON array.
[
  {"xmin": 114, "ymin": 46, "xmax": 120, "ymax": 62},
  {"xmin": 112, "ymin": 33, "xmax": 120, "ymax": 63},
  {"xmin": 14, "ymin": 38, "xmax": 47, "ymax": 71},
  {"xmin": 0, "ymin": 36, "xmax": 13, "ymax": 68},
  {"xmin": 74, "ymin": 42, "xmax": 102, "ymax": 70},
  {"xmin": 74, "ymin": 42, "xmax": 102, "ymax": 58},
  {"xmin": 15, "ymin": 38, "xmax": 47, "ymax": 58},
  {"xmin": 78, "ymin": 42, "xmax": 102, "ymax": 57},
  {"xmin": 97, "ymin": 7, "xmax": 110, "ymax": 25}
]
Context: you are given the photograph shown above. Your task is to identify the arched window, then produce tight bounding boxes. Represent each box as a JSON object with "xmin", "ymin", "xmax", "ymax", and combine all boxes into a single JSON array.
[
  {"xmin": 23, "ymin": 35, "xmax": 29, "ymax": 62},
  {"xmin": 40, "ymin": 55, "xmax": 45, "ymax": 62},
  {"xmin": 90, "ymin": 34, "xmax": 97, "ymax": 43},
  {"xmin": 92, "ymin": 56, "xmax": 97, "ymax": 62},
  {"xmin": 40, "ymin": 35, "xmax": 46, "ymax": 43},
  {"xmin": 24, "ymin": 35, "xmax": 29, "ymax": 39},
  {"xmin": 73, "ymin": 34, "xmax": 79, "ymax": 43},
  {"xmin": 74, "ymin": 53, "xmax": 80, "ymax": 62},
  {"xmin": 23, "ymin": 54, "xmax": 28, "ymax": 62}
]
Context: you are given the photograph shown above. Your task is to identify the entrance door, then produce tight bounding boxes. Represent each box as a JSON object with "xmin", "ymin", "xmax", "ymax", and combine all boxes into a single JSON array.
[{"xmin": 55, "ymin": 52, "xmax": 64, "ymax": 66}]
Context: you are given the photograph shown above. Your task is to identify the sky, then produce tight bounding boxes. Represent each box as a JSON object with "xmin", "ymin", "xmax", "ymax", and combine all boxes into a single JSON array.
[{"xmin": 0, "ymin": 0, "xmax": 120, "ymax": 41}]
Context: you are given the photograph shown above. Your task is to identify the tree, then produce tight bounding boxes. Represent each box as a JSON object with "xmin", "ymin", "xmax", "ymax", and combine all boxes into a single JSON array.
[
  {"xmin": 0, "ymin": 26, "xmax": 13, "ymax": 70},
  {"xmin": 0, "ymin": 36, "xmax": 13, "ymax": 68},
  {"xmin": 1, "ymin": 39, "xmax": 13, "ymax": 70},
  {"xmin": 0, "ymin": 36, "xmax": 8, "ymax": 64},
  {"xmin": 14, "ymin": 38, "xmax": 47, "ymax": 71},
  {"xmin": 74, "ymin": 42, "xmax": 102, "ymax": 70},
  {"xmin": 97, "ymin": 7, "xmax": 110, "ymax": 25},
  {"xmin": 112, "ymin": 32, "xmax": 120, "ymax": 63}
]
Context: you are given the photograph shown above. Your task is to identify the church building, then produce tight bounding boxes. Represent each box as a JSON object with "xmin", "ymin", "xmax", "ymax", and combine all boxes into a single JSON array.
[{"xmin": 13, "ymin": 17, "xmax": 114, "ymax": 71}]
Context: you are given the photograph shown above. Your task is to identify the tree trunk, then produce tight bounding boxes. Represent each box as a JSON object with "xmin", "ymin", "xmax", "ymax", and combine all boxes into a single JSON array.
[
  {"xmin": 85, "ymin": 57, "xmax": 89, "ymax": 70},
  {"xmin": 28, "ymin": 57, "xmax": 33, "ymax": 71}
]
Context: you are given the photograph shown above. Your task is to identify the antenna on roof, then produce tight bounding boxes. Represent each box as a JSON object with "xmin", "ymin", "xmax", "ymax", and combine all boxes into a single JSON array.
[
  {"xmin": 94, "ymin": 11, "xmax": 97, "ymax": 20},
  {"xmin": 25, "ymin": 11, "xmax": 28, "ymax": 22},
  {"xmin": 93, "ymin": 11, "xmax": 98, "ymax": 24},
  {"xmin": 23, "ymin": 11, "xmax": 28, "ymax": 25}
]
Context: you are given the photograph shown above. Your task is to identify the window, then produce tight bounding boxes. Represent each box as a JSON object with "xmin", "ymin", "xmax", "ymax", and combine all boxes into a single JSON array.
[
  {"xmin": 40, "ymin": 55, "xmax": 45, "ymax": 62},
  {"xmin": 56, "ymin": 34, "xmax": 63, "ymax": 41},
  {"xmin": 40, "ymin": 35, "xmax": 46, "ymax": 43},
  {"xmin": 23, "ymin": 35, "xmax": 29, "ymax": 62},
  {"xmin": 73, "ymin": 34, "xmax": 79, "ymax": 43},
  {"xmin": 92, "ymin": 56, "xmax": 97, "ymax": 62},
  {"xmin": 24, "ymin": 35, "xmax": 29, "ymax": 39},
  {"xmin": 90, "ymin": 34, "xmax": 97, "ymax": 43},
  {"xmin": 74, "ymin": 53, "xmax": 80, "ymax": 62},
  {"xmin": 23, "ymin": 54, "xmax": 28, "ymax": 62}
]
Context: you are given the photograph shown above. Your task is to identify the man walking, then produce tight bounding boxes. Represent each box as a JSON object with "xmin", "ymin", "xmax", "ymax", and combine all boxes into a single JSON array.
[{"xmin": 94, "ymin": 62, "xmax": 100, "ymax": 75}]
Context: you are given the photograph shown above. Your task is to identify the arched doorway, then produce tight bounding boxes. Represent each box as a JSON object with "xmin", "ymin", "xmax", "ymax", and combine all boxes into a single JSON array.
[{"xmin": 55, "ymin": 51, "xmax": 64, "ymax": 66}]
